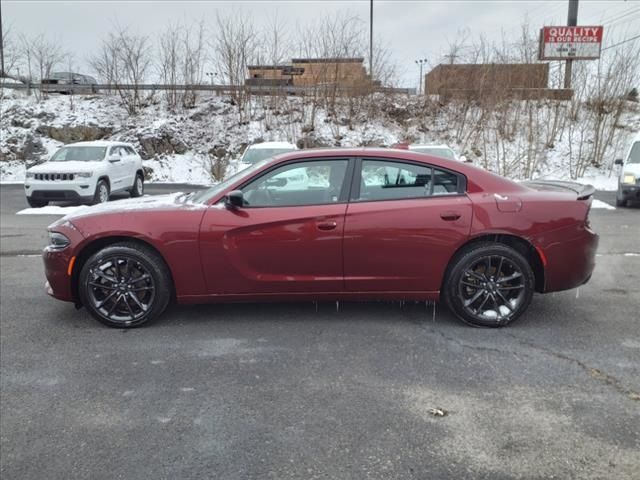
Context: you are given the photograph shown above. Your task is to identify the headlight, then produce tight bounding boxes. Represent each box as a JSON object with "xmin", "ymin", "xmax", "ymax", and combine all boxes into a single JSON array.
[
  {"xmin": 75, "ymin": 172, "xmax": 93, "ymax": 178},
  {"xmin": 622, "ymin": 173, "xmax": 636, "ymax": 185},
  {"xmin": 26, "ymin": 171, "xmax": 35, "ymax": 179},
  {"xmin": 48, "ymin": 232, "xmax": 70, "ymax": 249}
]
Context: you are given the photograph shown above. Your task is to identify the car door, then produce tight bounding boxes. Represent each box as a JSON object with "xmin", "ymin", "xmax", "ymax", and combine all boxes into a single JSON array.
[
  {"xmin": 122, "ymin": 146, "xmax": 138, "ymax": 187},
  {"xmin": 107, "ymin": 146, "xmax": 128, "ymax": 191},
  {"xmin": 343, "ymin": 158, "xmax": 472, "ymax": 293},
  {"xmin": 199, "ymin": 158, "xmax": 353, "ymax": 294}
]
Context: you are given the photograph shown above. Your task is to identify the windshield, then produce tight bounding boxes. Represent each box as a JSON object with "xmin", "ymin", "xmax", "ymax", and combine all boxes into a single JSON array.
[
  {"xmin": 50, "ymin": 146, "xmax": 107, "ymax": 162},
  {"xmin": 242, "ymin": 148, "xmax": 295, "ymax": 164},
  {"xmin": 191, "ymin": 159, "xmax": 271, "ymax": 204},
  {"xmin": 628, "ymin": 142, "xmax": 640, "ymax": 164},
  {"xmin": 412, "ymin": 147, "xmax": 456, "ymax": 159}
]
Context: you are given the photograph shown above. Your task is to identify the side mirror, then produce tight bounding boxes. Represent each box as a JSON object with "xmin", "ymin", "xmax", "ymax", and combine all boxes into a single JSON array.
[
  {"xmin": 108, "ymin": 155, "xmax": 121, "ymax": 163},
  {"xmin": 225, "ymin": 190, "xmax": 244, "ymax": 208},
  {"xmin": 614, "ymin": 158, "xmax": 624, "ymax": 166}
]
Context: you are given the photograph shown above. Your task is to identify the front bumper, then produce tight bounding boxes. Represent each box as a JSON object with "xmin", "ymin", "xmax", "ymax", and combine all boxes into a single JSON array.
[
  {"xmin": 25, "ymin": 179, "xmax": 95, "ymax": 202},
  {"xmin": 42, "ymin": 222, "xmax": 86, "ymax": 303},
  {"xmin": 618, "ymin": 184, "xmax": 640, "ymax": 202}
]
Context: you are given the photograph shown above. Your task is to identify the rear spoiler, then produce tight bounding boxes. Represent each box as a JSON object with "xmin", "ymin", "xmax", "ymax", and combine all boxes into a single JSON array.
[{"xmin": 521, "ymin": 180, "xmax": 596, "ymax": 200}]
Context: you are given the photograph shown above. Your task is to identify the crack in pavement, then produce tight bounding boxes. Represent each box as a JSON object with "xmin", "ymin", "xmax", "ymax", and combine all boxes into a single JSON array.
[
  {"xmin": 503, "ymin": 333, "xmax": 640, "ymax": 403},
  {"xmin": 414, "ymin": 320, "xmax": 639, "ymax": 403}
]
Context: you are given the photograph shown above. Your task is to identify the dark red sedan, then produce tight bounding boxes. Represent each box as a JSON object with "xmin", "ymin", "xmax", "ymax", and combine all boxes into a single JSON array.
[{"xmin": 43, "ymin": 148, "xmax": 598, "ymax": 328}]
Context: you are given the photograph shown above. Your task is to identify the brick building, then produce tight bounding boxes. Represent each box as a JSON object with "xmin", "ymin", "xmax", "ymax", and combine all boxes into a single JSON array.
[
  {"xmin": 424, "ymin": 63, "xmax": 571, "ymax": 100},
  {"xmin": 246, "ymin": 58, "xmax": 371, "ymax": 88}
]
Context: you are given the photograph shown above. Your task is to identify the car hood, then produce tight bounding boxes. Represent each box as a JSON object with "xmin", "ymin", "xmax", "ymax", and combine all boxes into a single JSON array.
[
  {"xmin": 621, "ymin": 163, "xmax": 640, "ymax": 177},
  {"xmin": 55, "ymin": 193, "xmax": 206, "ymax": 224},
  {"xmin": 28, "ymin": 161, "xmax": 102, "ymax": 173}
]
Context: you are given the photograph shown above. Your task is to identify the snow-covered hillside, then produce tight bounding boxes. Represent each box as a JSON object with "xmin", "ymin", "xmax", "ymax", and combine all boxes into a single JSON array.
[{"xmin": 1, "ymin": 89, "xmax": 638, "ymax": 190}]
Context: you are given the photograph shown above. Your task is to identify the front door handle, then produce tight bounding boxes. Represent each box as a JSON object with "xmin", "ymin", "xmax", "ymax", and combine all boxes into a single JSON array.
[
  {"xmin": 317, "ymin": 221, "xmax": 338, "ymax": 231},
  {"xmin": 440, "ymin": 211, "xmax": 461, "ymax": 221}
]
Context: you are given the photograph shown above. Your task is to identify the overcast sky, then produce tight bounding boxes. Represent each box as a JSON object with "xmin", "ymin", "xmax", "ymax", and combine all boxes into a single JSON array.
[{"xmin": 3, "ymin": 0, "xmax": 639, "ymax": 87}]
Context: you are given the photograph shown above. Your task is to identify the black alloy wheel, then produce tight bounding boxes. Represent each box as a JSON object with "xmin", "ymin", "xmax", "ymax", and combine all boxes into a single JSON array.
[
  {"xmin": 79, "ymin": 243, "xmax": 171, "ymax": 327},
  {"xmin": 445, "ymin": 243, "xmax": 535, "ymax": 327}
]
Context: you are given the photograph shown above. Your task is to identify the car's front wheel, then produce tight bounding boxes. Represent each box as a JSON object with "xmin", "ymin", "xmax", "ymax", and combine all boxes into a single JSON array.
[
  {"xmin": 444, "ymin": 243, "xmax": 535, "ymax": 327},
  {"xmin": 92, "ymin": 180, "xmax": 110, "ymax": 205},
  {"xmin": 27, "ymin": 197, "xmax": 48, "ymax": 208},
  {"xmin": 78, "ymin": 242, "xmax": 172, "ymax": 328}
]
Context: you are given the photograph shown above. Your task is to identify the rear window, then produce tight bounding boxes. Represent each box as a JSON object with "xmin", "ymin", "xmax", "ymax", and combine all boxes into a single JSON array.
[{"xmin": 357, "ymin": 159, "xmax": 460, "ymax": 201}]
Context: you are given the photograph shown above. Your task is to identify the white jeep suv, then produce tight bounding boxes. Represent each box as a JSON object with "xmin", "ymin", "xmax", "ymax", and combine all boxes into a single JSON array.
[{"xmin": 24, "ymin": 141, "xmax": 144, "ymax": 207}]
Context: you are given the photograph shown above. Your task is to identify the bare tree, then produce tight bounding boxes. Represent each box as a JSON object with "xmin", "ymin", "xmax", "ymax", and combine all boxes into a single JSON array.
[
  {"xmin": 91, "ymin": 26, "xmax": 152, "ymax": 114},
  {"xmin": 212, "ymin": 11, "xmax": 257, "ymax": 122}
]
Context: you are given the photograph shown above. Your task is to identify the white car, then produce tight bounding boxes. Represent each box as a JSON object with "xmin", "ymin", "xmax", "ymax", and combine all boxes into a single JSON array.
[
  {"xmin": 238, "ymin": 141, "xmax": 306, "ymax": 189},
  {"xmin": 408, "ymin": 144, "xmax": 459, "ymax": 160},
  {"xmin": 615, "ymin": 133, "xmax": 640, "ymax": 207},
  {"xmin": 24, "ymin": 141, "xmax": 144, "ymax": 208}
]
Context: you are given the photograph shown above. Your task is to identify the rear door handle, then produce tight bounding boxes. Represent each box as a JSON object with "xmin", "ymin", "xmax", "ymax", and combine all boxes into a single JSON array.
[
  {"xmin": 440, "ymin": 211, "xmax": 461, "ymax": 221},
  {"xmin": 317, "ymin": 221, "xmax": 338, "ymax": 231}
]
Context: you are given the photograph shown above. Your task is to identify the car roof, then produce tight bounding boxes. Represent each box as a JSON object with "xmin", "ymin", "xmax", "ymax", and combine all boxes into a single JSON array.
[
  {"xmin": 248, "ymin": 141, "xmax": 297, "ymax": 150},
  {"xmin": 270, "ymin": 147, "xmax": 476, "ymax": 173}
]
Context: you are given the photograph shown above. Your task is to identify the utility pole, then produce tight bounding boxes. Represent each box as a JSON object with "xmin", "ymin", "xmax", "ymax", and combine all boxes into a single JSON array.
[
  {"xmin": 564, "ymin": 0, "xmax": 579, "ymax": 89},
  {"xmin": 415, "ymin": 59, "xmax": 427, "ymax": 94},
  {"xmin": 0, "ymin": 0, "xmax": 5, "ymax": 77},
  {"xmin": 369, "ymin": 0, "xmax": 373, "ymax": 83}
]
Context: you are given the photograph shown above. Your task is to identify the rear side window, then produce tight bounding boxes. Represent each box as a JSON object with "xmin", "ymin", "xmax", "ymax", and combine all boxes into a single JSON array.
[
  {"xmin": 125, "ymin": 146, "xmax": 137, "ymax": 155},
  {"xmin": 357, "ymin": 159, "xmax": 460, "ymax": 201}
]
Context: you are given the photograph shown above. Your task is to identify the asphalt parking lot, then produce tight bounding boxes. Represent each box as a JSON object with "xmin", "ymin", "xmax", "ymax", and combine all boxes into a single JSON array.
[{"xmin": 1, "ymin": 184, "xmax": 639, "ymax": 479}]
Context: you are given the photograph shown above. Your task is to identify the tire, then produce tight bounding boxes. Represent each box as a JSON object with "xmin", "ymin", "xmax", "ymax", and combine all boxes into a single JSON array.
[
  {"xmin": 130, "ymin": 173, "xmax": 144, "ymax": 198},
  {"xmin": 92, "ymin": 179, "xmax": 110, "ymax": 205},
  {"xmin": 27, "ymin": 197, "xmax": 48, "ymax": 208},
  {"xmin": 615, "ymin": 196, "xmax": 627, "ymax": 207},
  {"xmin": 443, "ymin": 242, "xmax": 535, "ymax": 328},
  {"xmin": 78, "ymin": 242, "xmax": 172, "ymax": 328}
]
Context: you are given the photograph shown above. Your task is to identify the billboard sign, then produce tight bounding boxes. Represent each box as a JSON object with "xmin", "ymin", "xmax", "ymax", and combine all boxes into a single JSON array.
[{"xmin": 539, "ymin": 26, "xmax": 603, "ymax": 60}]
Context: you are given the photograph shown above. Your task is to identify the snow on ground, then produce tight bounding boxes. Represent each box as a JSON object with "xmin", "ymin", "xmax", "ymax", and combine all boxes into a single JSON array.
[
  {"xmin": 1, "ymin": 90, "xmax": 637, "ymax": 190},
  {"xmin": 591, "ymin": 199, "xmax": 616, "ymax": 210},
  {"xmin": 16, "ymin": 205, "xmax": 88, "ymax": 215}
]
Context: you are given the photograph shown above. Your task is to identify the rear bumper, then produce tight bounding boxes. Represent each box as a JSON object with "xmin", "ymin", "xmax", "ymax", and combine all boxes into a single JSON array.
[{"xmin": 536, "ymin": 224, "xmax": 599, "ymax": 293}]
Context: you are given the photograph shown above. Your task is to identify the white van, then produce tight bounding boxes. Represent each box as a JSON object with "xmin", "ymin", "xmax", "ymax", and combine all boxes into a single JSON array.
[{"xmin": 615, "ymin": 133, "xmax": 640, "ymax": 207}]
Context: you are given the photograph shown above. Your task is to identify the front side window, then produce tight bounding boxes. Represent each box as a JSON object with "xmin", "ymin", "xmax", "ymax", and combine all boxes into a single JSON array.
[
  {"xmin": 241, "ymin": 159, "xmax": 348, "ymax": 207},
  {"xmin": 50, "ymin": 146, "xmax": 107, "ymax": 162},
  {"xmin": 357, "ymin": 159, "xmax": 460, "ymax": 201}
]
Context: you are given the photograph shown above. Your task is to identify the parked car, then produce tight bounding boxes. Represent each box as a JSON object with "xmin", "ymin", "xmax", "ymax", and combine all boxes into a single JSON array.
[
  {"xmin": 238, "ymin": 141, "xmax": 305, "ymax": 189},
  {"xmin": 25, "ymin": 141, "xmax": 144, "ymax": 207},
  {"xmin": 43, "ymin": 148, "xmax": 598, "ymax": 329},
  {"xmin": 41, "ymin": 72, "xmax": 98, "ymax": 94},
  {"xmin": 614, "ymin": 133, "xmax": 640, "ymax": 207},
  {"xmin": 392, "ymin": 142, "xmax": 461, "ymax": 161}
]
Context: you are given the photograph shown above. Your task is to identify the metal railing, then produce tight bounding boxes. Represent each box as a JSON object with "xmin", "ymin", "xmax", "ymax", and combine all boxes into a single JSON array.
[{"xmin": 0, "ymin": 81, "xmax": 416, "ymax": 96}]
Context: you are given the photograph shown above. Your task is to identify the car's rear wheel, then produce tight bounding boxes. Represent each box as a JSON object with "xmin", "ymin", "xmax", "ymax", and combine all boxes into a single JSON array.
[
  {"xmin": 615, "ymin": 195, "xmax": 627, "ymax": 207},
  {"xmin": 78, "ymin": 243, "xmax": 172, "ymax": 328},
  {"xmin": 92, "ymin": 180, "xmax": 110, "ymax": 205},
  {"xmin": 444, "ymin": 243, "xmax": 535, "ymax": 327},
  {"xmin": 27, "ymin": 197, "xmax": 48, "ymax": 208},
  {"xmin": 130, "ymin": 173, "xmax": 144, "ymax": 198}
]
